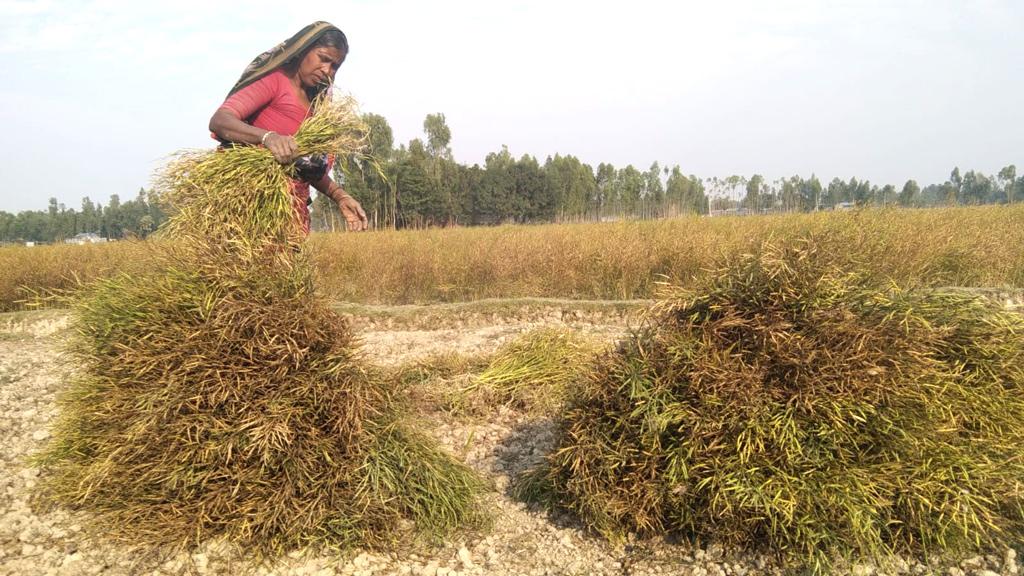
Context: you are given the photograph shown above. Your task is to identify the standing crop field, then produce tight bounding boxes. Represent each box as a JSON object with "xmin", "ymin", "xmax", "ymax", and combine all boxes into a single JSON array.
[{"xmin": 2, "ymin": 205, "xmax": 1022, "ymax": 312}]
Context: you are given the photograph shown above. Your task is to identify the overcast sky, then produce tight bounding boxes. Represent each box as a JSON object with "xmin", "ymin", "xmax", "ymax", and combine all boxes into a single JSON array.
[{"xmin": 1, "ymin": 0, "xmax": 1020, "ymax": 212}]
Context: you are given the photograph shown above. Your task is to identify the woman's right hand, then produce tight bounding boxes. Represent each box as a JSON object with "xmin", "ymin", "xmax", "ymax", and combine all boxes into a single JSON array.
[{"xmin": 263, "ymin": 132, "xmax": 299, "ymax": 163}]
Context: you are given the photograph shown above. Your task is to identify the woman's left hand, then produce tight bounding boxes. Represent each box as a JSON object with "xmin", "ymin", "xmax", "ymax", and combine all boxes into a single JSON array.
[{"xmin": 338, "ymin": 193, "xmax": 368, "ymax": 231}]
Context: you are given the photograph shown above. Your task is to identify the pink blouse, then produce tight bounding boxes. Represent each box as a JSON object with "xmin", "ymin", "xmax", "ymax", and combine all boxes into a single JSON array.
[
  {"xmin": 221, "ymin": 70, "xmax": 309, "ymax": 137},
  {"xmin": 218, "ymin": 70, "xmax": 331, "ymax": 234}
]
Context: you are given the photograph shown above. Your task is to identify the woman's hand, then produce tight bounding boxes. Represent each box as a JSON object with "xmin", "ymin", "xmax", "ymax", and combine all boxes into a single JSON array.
[
  {"xmin": 313, "ymin": 176, "xmax": 369, "ymax": 231},
  {"xmin": 208, "ymin": 109, "xmax": 297, "ymax": 164},
  {"xmin": 337, "ymin": 190, "xmax": 368, "ymax": 231},
  {"xmin": 262, "ymin": 132, "xmax": 299, "ymax": 164}
]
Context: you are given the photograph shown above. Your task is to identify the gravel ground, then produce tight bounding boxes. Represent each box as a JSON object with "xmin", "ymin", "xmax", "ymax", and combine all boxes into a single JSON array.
[{"xmin": 1, "ymin": 302, "xmax": 1021, "ymax": 576}]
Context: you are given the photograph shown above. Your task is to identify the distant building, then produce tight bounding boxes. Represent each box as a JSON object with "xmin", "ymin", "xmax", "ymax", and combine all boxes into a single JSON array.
[
  {"xmin": 65, "ymin": 232, "xmax": 108, "ymax": 245},
  {"xmin": 708, "ymin": 208, "xmax": 754, "ymax": 217},
  {"xmin": 834, "ymin": 202, "xmax": 856, "ymax": 211}
]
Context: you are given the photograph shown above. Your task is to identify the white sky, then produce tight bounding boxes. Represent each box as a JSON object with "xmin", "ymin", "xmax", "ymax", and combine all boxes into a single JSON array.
[{"xmin": 0, "ymin": 0, "xmax": 1020, "ymax": 212}]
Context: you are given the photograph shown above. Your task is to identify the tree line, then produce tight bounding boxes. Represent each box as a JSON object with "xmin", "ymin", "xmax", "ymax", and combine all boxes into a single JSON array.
[
  {"xmin": 0, "ymin": 189, "xmax": 165, "ymax": 244},
  {"xmin": 315, "ymin": 112, "xmax": 708, "ymax": 231},
  {"xmin": 314, "ymin": 112, "xmax": 1021, "ymax": 230},
  {"xmin": 1, "ymin": 112, "xmax": 1019, "ymax": 243}
]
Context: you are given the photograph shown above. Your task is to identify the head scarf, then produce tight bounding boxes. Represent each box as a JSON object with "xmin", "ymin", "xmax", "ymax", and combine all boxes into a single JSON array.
[{"xmin": 227, "ymin": 21, "xmax": 345, "ymax": 99}]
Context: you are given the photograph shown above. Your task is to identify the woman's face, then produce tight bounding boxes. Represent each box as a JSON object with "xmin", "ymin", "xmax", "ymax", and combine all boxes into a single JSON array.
[{"xmin": 296, "ymin": 45, "xmax": 346, "ymax": 89}]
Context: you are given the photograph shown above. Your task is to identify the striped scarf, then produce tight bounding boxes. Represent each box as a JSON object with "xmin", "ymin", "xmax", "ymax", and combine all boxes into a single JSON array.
[{"xmin": 227, "ymin": 21, "xmax": 342, "ymax": 100}]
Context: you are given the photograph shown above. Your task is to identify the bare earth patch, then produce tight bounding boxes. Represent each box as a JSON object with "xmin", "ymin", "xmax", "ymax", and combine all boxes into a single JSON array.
[{"xmin": 1, "ymin": 300, "xmax": 1020, "ymax": 576}]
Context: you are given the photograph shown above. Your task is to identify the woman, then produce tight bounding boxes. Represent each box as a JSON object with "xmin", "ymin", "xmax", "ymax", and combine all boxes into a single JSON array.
[{"xmin": 209, "ymin": 21, "xmax": 368, "ymax": 233}]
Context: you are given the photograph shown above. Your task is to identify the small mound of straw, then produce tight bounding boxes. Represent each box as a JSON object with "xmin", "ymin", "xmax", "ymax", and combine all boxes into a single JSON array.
[{"xmin": 461, "ymin": 328, "xmax": 600, "ymax": 415}]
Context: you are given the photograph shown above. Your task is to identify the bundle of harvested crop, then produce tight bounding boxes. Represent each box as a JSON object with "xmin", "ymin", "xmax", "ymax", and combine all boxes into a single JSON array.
[
  {"xmin": 34, "ymin": 96, "xmax": 485, "ymax": 561},
  {"xmin": 519, "ymin": 238, "xmax": 1024, "ymax": 572}
]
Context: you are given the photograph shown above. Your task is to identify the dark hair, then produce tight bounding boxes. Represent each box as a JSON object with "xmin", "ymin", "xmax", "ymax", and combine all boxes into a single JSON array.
[
  {"xmin": 314, "ymin": 29, "xmax": 348, "ymax": 53},
  {"xmin": 286, "ymin": 28, "xmax": 348, "ymax": 101},
  {"xmin": 285, "ymin": 29, "xmax": 349, "ymax": 71}
]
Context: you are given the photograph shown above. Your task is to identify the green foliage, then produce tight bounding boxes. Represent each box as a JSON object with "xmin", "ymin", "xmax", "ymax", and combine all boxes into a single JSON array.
[
  {"xmin": 997, "ymin": 166, "xmax": 1016, "ymax": 204},
  {"xmin": 329, "ymin": 112, "xmax": 397, "ymax": 230},
  {"xmin": 361, "ymin": 418, "xmax": 488, "ymax": 540},
  {"xmin": 900, "ymin": 180, "xmax": 921, "ymax": 207},
  {"xmin": 545, "ymin": 154, "xmax": 598, "ymax": 220},
  {"xmin": 521, "ymin": 239, "xmax": 1024, "ymax": 571},
  {"xmin": 461, "ymin": 328, "xmax": 601, "ymax": 415},
  {"xmin": 472, "ymin": 146, "xmax": 519, "ymax": 224},
  {"xmin": 395, "ymin": 155, "xmax": 445, "ymax": 227},
  {"xmin": 0, "ymin": 189, "xmax": 165, "ymax": 244},
  {"xmin": 666, "ymin": 166, "xmax": 707, "ymax": 215},
  {"xmin": 423, "ymin": 113, "xmax": 452, "ymax": 160}
]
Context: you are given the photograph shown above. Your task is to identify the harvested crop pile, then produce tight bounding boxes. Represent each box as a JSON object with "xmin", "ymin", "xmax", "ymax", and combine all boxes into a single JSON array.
[
  {"xmin": 33, "ymin": 96, "xmax": 484, "ymax": 559},
  {"xmin": 465, "ymin": 327, "xmax": 601, "ymax": 415},
  {"xmin": 520, "ymin": 239, "xmax": 1024, "ymax": 571}
]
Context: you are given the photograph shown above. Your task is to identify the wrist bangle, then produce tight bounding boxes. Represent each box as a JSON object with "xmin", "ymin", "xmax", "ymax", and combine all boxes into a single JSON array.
[{"xmin": 260, "ymin": 131, "xmax": 276, "ymax": 146}]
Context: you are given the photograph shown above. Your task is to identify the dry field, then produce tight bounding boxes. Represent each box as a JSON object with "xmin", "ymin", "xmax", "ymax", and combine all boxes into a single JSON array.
[
  {"xmin": 4, "ymin": 206, "xmax": 1023, "ymax": 312},
  {"xmin": 2, "ymin": 295, "xmax": 1022, "ymax": 576}
]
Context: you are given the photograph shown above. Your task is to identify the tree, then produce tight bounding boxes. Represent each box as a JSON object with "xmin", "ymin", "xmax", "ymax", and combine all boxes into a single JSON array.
[
  {"xmin": 744, "ymin": 174, "xmax": 764, "ymax": 212},
  {"xmin": 515, "ymin": 154, "xmax": 551, "ymax": 221},
  {"xmin": 799, "ymin": 175, "xmax": 823, "ymax": 211},
  {"xmin": 544, "ymin": 155, "xmax": 596, "ymax": 221},
  {"xmin": 474, "ymin": 145, "xmax": 516, "ymax": 224},
  {"xmin": 941, "ymin": 182, "xmax": 957, "ymax": 206},
  {"xmin": 998, "ymin": 165, "xmax": 1017, "ymax": 203},
  {"xmin": 365, "ymin": 113, "xmax": 394, "ymax": 161},
  {"xmin": 104, "ymin": 194, "xmax": 122, "ymax": 239},
  {"xmin": 595, "ymin": 163, "xmax": 616, "ymax": 219},
  {"xmin": 826, "ymin": 177, "xmax": 848, "ymax": 208},
  {"xmin": 422, "ymin": 113, "xmax": 452, "ymax": 160},
  {"xmin": 724, "ymin": 175, "xmax": 747, "ymax": 208},
  {"xmin": 850, "ymin": 178, "xmax": 873, "ymax": 206},
  {"xmin": 643, "ymin": 162, "xmax": 665, "ymax": 218},
  {"xmin": 898, "ymin": 180, "xmax": 920, "ymax": 207},
  {"xmin": 118, "ymin": 188, "xmax": 153, "ymax": 237},
  {"xmin": 395, "ymin": 154, "xmax": 444, "ymax": 227},
  {"xmin": 146, "ymin": 188, "xmax": 166, "ymax": 235},
  {"xmin": 879, "ymin": 184, "xmax": 897, "ymax": 206},
  {"xmin": 666, "ymin": 167, "xmax": 706, "ymax": 215},
  {"xmin": 950, "ymin": 167, "xmax": 963, "ymax": 204},
  {"xmin": 340, "ymin": 112, "xmax": 397, "ymax": 229},
  {"xmin": 960, "ymin": 170, "xmax": 993, "ymax": 205},
  {"xmin": 779, "ymin": 177, "xmax": 800, "ymax": 212},
  {"xmin": 4, "ymin": 100, "xmax": 1022, "ymax": 237},
  {"xmin": 616, "ymin": 165, "xmax": 644, "ymax": 216},
  {"xmin": 413, "ymin": 115, "xmax": 460, "ymax": 225},
  {"xmin": 454, "ymin": 163, "xmax": 484, "ymax": 222},
  {"xmin": 138, "ymin": 214, "xmax": 155, "ymax": 236},
  {"xmin": 80, "ymin": 197, "xmax": 98, "ymax": 234}
]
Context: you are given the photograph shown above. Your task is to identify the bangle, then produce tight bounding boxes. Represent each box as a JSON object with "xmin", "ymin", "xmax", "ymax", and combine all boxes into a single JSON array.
[{"xmin": 260, "ymin": 131, "xmax": 276, "ymax": 146}]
